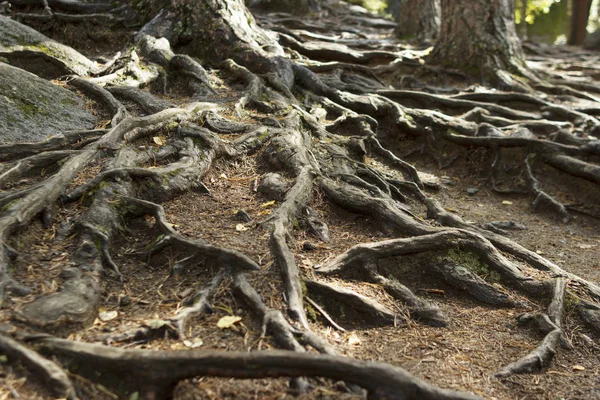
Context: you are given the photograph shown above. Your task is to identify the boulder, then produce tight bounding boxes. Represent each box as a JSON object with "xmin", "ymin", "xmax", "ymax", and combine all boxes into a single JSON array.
[
  {"xmin": 0, "ymin": 63, "xmax": 96, "ymax": 143},
  {"xmin": 0, "ymin": 15, "xmax": 97, "ymax": 77}
]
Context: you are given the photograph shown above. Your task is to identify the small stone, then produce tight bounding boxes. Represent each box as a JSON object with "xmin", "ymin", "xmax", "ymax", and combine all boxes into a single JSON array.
[
  {"xmin": 466, "ymin": 188, "xmax": 479, "ymax": 195},
  {"xmin": 119, "ymin": 295, "xmax": 131, "ymax": 307},
  {"xmin": 257, "ymin": 173, "xmax": 289, "ymax": 201},
  {"xmin": 233, "ymin": 209, "xmax": 252, "ymax": 222},
  {"xmin": 303, "ymin": 241, "xmax": 318, "ymax": 251}
]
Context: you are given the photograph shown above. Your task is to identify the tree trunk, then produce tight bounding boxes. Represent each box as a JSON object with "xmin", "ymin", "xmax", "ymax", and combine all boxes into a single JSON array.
[
  {"xmin": 430, "ymin": 0, "xmax": 530, "ymax": 83},
  {"xmin": 519, "ymin": 0, "xmax": 528, "ymax": 40},
  {"xmin": 396, "ymin": 0, "xmax": 441, "ymax": 43},
  {"xmin": 568, "ymin": 0, "xmax": 593, "ymax": 45}
]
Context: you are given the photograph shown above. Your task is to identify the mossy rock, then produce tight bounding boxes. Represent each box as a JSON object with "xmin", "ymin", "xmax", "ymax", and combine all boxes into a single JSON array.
[
  {"xmin": 0, "ymin": 63, "xmax": 96, "ymax": 144},
  {"xmin": 0, "ymin": 15, "xmax": 97, "ymax": 77}
]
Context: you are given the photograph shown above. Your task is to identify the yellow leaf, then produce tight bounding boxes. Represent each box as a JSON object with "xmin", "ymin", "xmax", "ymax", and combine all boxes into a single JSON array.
[
  {"xmin": 153, "ymin": 136, "xmax": 166, "ymax": 146},
  {"xmin": 217, "ymin": 316, "xmax": 242, "ymax": 329},
  {"xmin": 260, "ymin": 200, "xmax": 276, "ymax": 208}
]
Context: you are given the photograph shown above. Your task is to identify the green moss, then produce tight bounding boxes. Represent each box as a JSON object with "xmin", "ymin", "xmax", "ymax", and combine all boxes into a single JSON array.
[
  {"xmin": 300, "ymin": 280, "xmax": 307, "ymax": 296},
  {"xmin": 1, "ymin": 199, "xmax": 20, "ymax": 212},
  {"xmin": 256, "ymin": 129, "xmax": 270, "ymax": 141},
  {"xmin": 564, "ymin": 292, "xmax": 580, "ymax": 313},
  {"xmin": 60, "ymin": 98, "xmax": 78, "ymax": 106},
  {"xmin": 443, "ymin": 248, "xmax": 500, "ymax": 282},
  {"xmin": 306, "ymin": 303, "xmax": 318, "ymax": 322},
  {"xmin": 16, "ymin": 100, "xmax": 50, "ymax": 117}
]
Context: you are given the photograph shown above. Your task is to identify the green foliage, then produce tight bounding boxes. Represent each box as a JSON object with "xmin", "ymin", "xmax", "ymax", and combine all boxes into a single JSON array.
[
  {"xmin": 344, "ymin": 0, "xmax": 387, "ymax": 14},
  {"xmin": 515, "ymin": 0, "xmax": 561, "ymax": 25}
]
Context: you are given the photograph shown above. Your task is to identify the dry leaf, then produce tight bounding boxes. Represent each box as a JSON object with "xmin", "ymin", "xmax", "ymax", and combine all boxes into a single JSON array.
[
  {"xmin": 144, "ymin": 319, "xmax": 170, "ymax": 329},
  {"xmin": 183, "ymin": 338, "xmax": 204, "ymax": 348},
  {"xmin": 572, "ymin": 365, "xmax": 585, "ymax": 371},
  {"xmin": 502, "ymin": 200, "xmax": 513, "ymax": 205},
  {"xmin": 98, "ymin": 310, "xmax": 118, "ymax": 322},
  {"xmin": 217, "ymin": 316, "xmax": 242, "ymax": 329},
  {"xmin": 578, "ymin": 244, "xmax": 595, "ymax": 249},
  {"xmin": 235, "ymin": 224, "xmax": 248, "ymax": 231},
  {"xmin": 153, "ymin": 136, "xmax": 166, "ymax": 146},
  {"xmin": 347, "ymin": 333, "xmax": 361, "ymax": 345}
]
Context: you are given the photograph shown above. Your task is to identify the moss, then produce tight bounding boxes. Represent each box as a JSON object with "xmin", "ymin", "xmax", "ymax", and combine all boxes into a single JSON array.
[
  {"xmin": 256, "ymin": 129, "xmax": 270, "ymax": 141},
  {"xmin": 564, "ymin": 292, "xmax": 580, "ymax": 313},
  {"xmin": 306, "ymin": 303, "xmax": 318, "ymax": 322},
  {"xmin": 1, "ymin": 199, "xmax": 20, "ymax": 212},
  {"xmin": 443, "ymin": 248, "xmax": 500, "ymax": 282},
  {"xmin": 60, "ymin": 98, "xmax": 78, "ymax": 106},
  {"xmin": 300, "ymin": 280, "xmax": 307, "ymax": 296},
  {"xmin": 15, "ymin": 100, "xmax": 50, "ymax": 117}
]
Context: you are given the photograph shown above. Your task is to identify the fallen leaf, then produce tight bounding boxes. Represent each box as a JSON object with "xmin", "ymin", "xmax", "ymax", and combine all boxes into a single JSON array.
[
  {"xmin": 219, "ymin": 173, "xmax": 228, "ymax": 179},
  {"xmin": 502, "ymin": 200, "xmax": 513, "ymax": 205},
  {"xmin": 572, "ymin": 365, "xmax": 585, "ymax": 371},
  {"xmin": 347, "ymin": 333, "xmax": 361, "ymax": 345},
  {"xmin": 144, "ymin": 319, "xmax": 170, "ymax": 329},
  {"xmin": 578, "ymin": 244, "xmax": 595, "ymax": 249},
  {"xmin": 153, "ymin": 136, "xmax": 166, "ymax": 146},
  {"xmin": 183, "ymin": 338, "xmax": 204, "ymax": 348},
  {"xmin": 421, "ymin": 356, "xmax": 436, "ymax": 363},
  {"xmin": 217, "ymin": 316, "xmax": 242, "ymax": 329},
  {"xmin": 260, "ymin": 200, "xmax": 276, "ymax": 208},
  {"xmin": 98, "ymin": 310, "xmax": 118, "ymax": 322},
  {"xmin": 235, "ymin": 224, "xmax": 248, "ymax": 231}
]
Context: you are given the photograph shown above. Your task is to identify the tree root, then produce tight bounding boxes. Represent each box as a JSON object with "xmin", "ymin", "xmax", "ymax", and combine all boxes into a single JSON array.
[
  {"xmin": 0, "ymin": 333, "xmax": 78, "ymax": 400},
  {"xmin": 496, "ymin": 278, "xmax": 567, "ymax": 377},
  {"xmin": 33, "ymin": 335, "xmax": 480, "ymax": 400}
]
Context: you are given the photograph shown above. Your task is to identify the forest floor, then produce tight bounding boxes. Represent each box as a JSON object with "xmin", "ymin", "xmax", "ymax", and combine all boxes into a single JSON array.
[{"xmin": 2, "ymin": 2, "xmax": 600, "ymax": 400}]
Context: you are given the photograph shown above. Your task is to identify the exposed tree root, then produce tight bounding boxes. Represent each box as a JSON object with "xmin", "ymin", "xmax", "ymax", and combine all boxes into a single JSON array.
[
  {"xmin": 32, "ymin": 336, "xmax": 479, "ymax": 400},
  {"xmin": 0, "ymin": 333, "xmax": 78, "ymax": 400},
  {"xmin": 2, "ymin": 1, "xmax": 600, "ymax": 398}
]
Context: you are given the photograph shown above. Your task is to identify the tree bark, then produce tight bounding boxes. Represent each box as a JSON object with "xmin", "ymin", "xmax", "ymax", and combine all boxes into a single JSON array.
[
  {"xmin": 430, "ymin": 0, "xmax": 528, "ymax": 79},
  {"xmin": 396, "ymin": 0, "xmax": 441, "ymax": 43},
  {"xmin": 568, "ymin": 0, "xmax": 593, "ymax": 45}
]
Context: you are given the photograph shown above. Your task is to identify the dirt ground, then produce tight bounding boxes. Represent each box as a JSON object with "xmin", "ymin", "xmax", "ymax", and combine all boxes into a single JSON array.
[{"xmin": 2, "ymin": 4, "xmax": 600, "ymax": 400}]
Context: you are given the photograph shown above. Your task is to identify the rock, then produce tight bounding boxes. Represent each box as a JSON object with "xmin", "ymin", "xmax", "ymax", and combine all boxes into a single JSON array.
[
  {"xmin": 0, "ymin": 15, "xmax": 98, "ymax": 77},
  {"xmin": 303, "ymin": 241, "xmax": 318, "ymax": 251},
  {"xmin": 257, "ymin": 173, "xmax": 289, "ymax": 200},
  {"xmin": 233, "ymin": 209, "xmax": 252, "ymax": 222},
  {"xmin": 466, "ymin": 187, "xmax": 479, "ymax": 195},
  {"xmin": 0, "ymin": 63, "xmax": 96, "ymax": 144},
  {"xmin": 306, "ymin": 207, "xmax": 331, "ymax": 243},
  {"xmin": 476, "ymin": 123, "xmax": 504, "ymax": 137}
]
